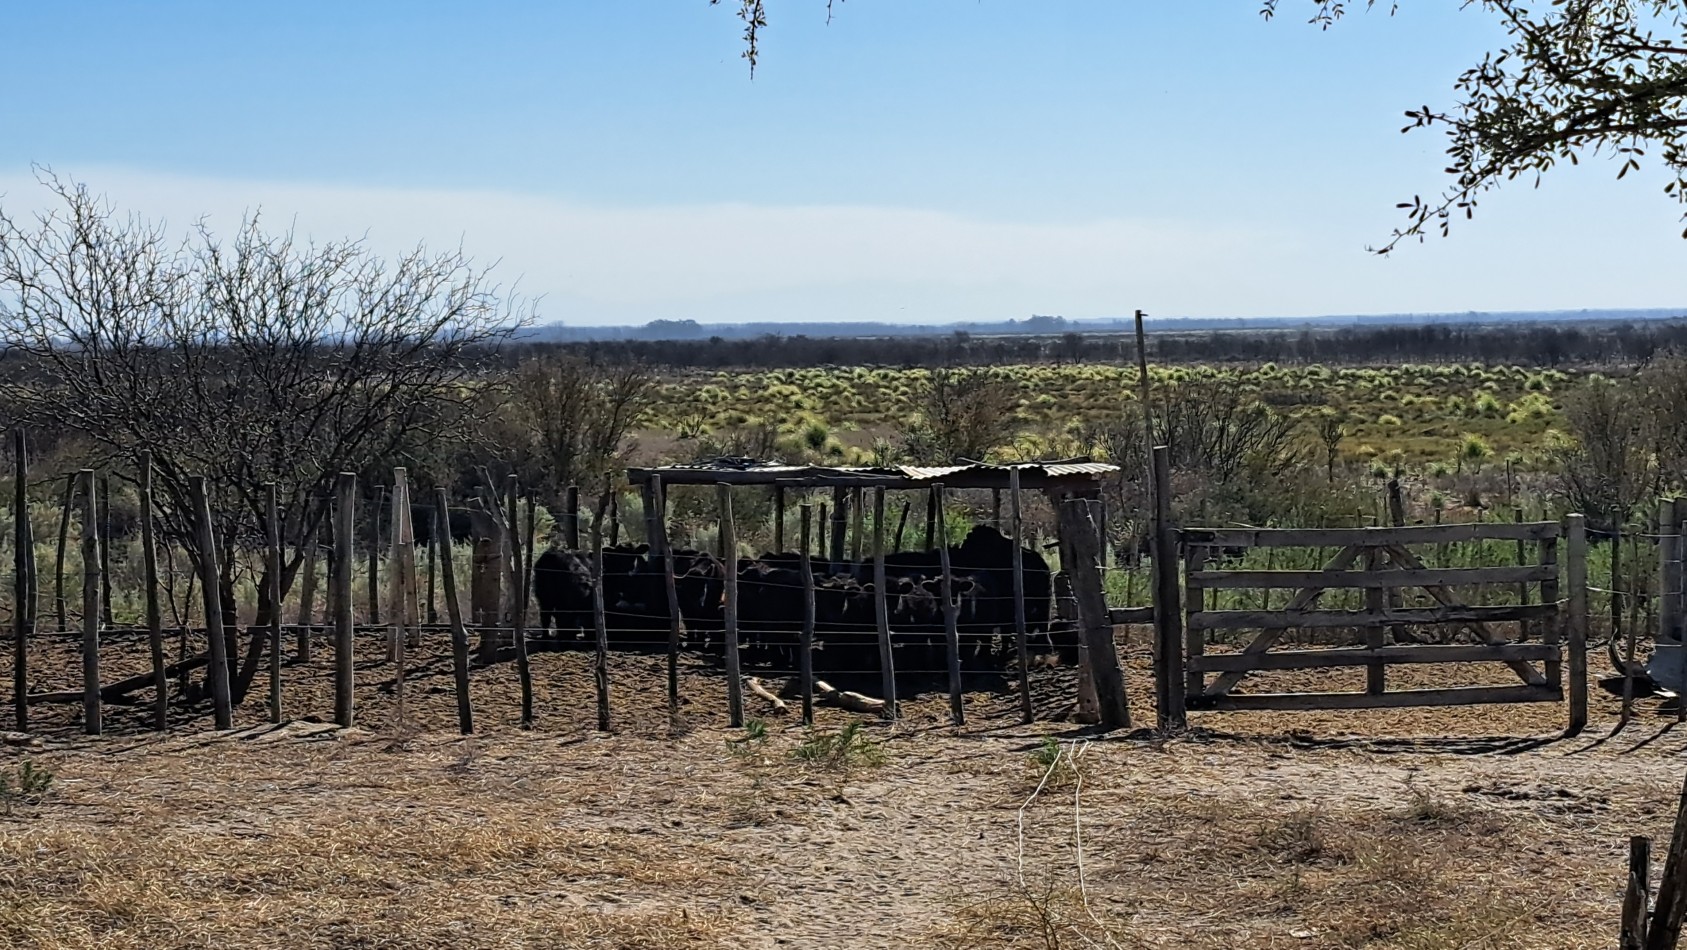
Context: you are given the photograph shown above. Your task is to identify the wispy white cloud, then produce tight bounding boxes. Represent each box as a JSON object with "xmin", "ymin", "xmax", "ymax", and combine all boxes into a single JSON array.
[{"xmin": 0, "ymin": 165, "xmax": 1679, "ymax": 326}]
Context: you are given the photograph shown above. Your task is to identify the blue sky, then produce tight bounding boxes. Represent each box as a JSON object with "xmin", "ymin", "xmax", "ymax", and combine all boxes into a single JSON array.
[{"xmin": 2, "ymin": 2, "xmax": 1680, "ymax": 326}]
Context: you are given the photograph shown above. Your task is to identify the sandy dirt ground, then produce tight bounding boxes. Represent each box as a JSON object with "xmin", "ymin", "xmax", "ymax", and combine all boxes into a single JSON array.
[{"xmin": 2, "ymin": 631, "xmax": 1684, "ymax": 948}]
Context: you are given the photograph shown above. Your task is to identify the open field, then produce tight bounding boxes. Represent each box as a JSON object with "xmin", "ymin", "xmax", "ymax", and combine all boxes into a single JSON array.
[{"xmin": 3, "ymin": 631, "xmax": 1683, "ymax": 949}]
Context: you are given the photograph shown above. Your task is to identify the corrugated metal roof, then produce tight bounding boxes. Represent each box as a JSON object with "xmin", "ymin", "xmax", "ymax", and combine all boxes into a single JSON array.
[{"xmin": 632, "ymin": 458, "xmax": 1118, "ymax": 484}]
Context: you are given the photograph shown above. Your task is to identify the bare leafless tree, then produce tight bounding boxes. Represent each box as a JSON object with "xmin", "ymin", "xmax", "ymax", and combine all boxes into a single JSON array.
[
  {"xmin": 1551, "ymin": 375, "xmax": 1658, "ymax": 525},
  {"xmin": 0, "ymin": 171, "xmax": 527, "ymax": 702},
  {"xmin": 501, "ymin": 355, "xmax": 657, "ymax": 501},
  {"xmin": 903, "ymin": 366, "xmax": 1022, "ymax": 462}
]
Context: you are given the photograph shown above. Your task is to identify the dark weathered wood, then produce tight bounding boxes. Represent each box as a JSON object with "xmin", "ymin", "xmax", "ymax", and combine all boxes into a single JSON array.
[
  {"xmin": 891, "ymin": 498, "xmax": 910, "ymax": 553},
  {"xmin": 98, "ymin": 475, "xmax": 113, "ymax": 627},
  {"xmin": 564, "ymin": 484, "xmax": 580, "ymax": 550},
  {"xmin": 797, "ymin": 504, "xmax": 817, "ymax": 726},
  {"xmin": 265, "ymin": 483, "xmax": 283, "ymax": 724},
  {"xmin": 773, "ymin": 485, "xmax": 786, "ymax": 553},
  {"xmin": 29, "ymin": 653, "xmax": 209, "ymax": 705},
  {"xmin": 1188, "ymin": 602, "xmax": 1559, "ymax": 631},
  {"xmin": 1009, "ymin": 468, "xmax": 1032, "ymax": 723},
  {"xmin": 1565, "ymin": 513, "xmax": 1588, "ymax": 737},
  {"xmin": 1363, "ymin": 542, "xmax": 1386, "ymax": 695},
  {"xmin": 1183, "ymin": 523, "xmax": 1560, "ymax": 548},
  {"xmin": 647, "ymin": 476, "xmax": 683, "ymax": 731},
  {"xmin": 506, "ymin": 475, "xmax": 532, "ymax": 729},
  {"xmin": 872, "ymin": 487, "xmax": 897, "ymax": 721},
  {"xmin": 1199, "ymin": 684, "xmax": 1562, "ymax": 712},
  {"xmin": 1058, "ymin": 497, "xmax": 1130, "ymax": 729},
  {"xmin": 1189, "ymin": 564, "xmax": 1554, "ymax": 589},
  {"xmin": 1646, "ymin": 769, "xmax": 1687, "ymax": 950},
  {"xmin": 12, "ymin": 430, "xmax": 30, "ymax": 733},
  {"xmin": 720, "ymin": 483, "xmax": 743, "ymax": 727},
  {"xmin": 295, "ymin": 535, "xmax": 318, "ymax": 660},
  {"xmin": 1203, "ymin": 544, "xmax": 1364, "ymax": 697},
  {"xmin": 1187, "ymin": 642, "xmax": 1560, "ymax": 673},
  {"xmin": 1623, "ymin": 835, "xmax": 1652, "ymax": 950},
  {"xmin": 933, "ymin": 485, "xmax": 963, "ymax": 725},
  {"xmin": 54, "ymin": 473, "xmax": 72, "ymax": 633},
  {"xmin": 850, "ymin": 486, "xmax": 865, "ymax": 565},
  {"xmin": 591, "ymin": 490, "xmax": 612, "ymax": 732},
  {"xmin": 434, "ymin": 489, "xmax": 474, "ymax": 735},
  {"xmin": 817, "ymin": 502, "xmax": 828, "ymax": 559},
  {"xmin": 333, "ymin": 472, "xmax": 356, "ymax": 727},
  {"xmin": 77, "ymin": 471, "xmax": 102, "ymax": 736},
  {"xmin": 190, "ymin": 475, "xmax": 232, "ymax": 730},
  {"xmin": 1150, "ymin": 446, "xmax": 1184, "ymax": 730},
  {"xmin": 924, "ymin": 486, "xmax": 937, "ymax": 550},
  {"xmin": 1108, "ymin": 606, "xmax": 1156, "ymax": 625},
  {"xmin": 1540, "ymin": 529, "xmax": 1561, "ymax": 687}
]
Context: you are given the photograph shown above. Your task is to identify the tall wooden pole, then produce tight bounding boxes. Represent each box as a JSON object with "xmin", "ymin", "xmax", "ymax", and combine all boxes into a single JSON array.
[
  {"xmin": 934, "ymin": 484, "xmax": 964, "ymax": 725},
  {"xmin": 829, "ymin": 487, "xmax": 847, "ymax": 570},
  {"xmin": 265, "ymin": 483, "xmax": 283, "ymax": 724},
  {"xmin": 435, "ymin": 491, "xmax": 475, "ymax": 735},
  {"xmin": 11, "ymin": 430, "xmax": 30, "ymax": 733},
  {"xmin": 1151, "ymin": 446, "xmax": 1185, "ymax": 730},
  {"xmin": 54, "ymin": 473, "xmax": 72, "ymax": 633},
  {"xmin": 1009, "ymin": 467, "xmax": 1033, "ymax": 723},
  {"xmin": 873, "ymin": 487, "xmax": 897, "ymax": 720},
  {"xmin": 1566, "ymin": 513, "xmax": 1589, "ymax": 737},
  {"xmin": 79, "ymin": 470, "xmax": 101, "ymax": 736},
  {"xmin": 648, "ymin": 477, "xmax": 683, "ymax": 731},
  {"xmin": 295, "ymin": 534, "xmax": 318, "ymax": 660},
  {"xmin": 506, "ymin": 475, "xmax": 532, "ymax": 729},
  {"xmin": 797, "ymin": 504, "xmax": 816, "ymax": 725},
  {"xmin": 191, "ymin": 475, "xmax": 232, "ymax": 730},
  {"xmin": 719, "ymin": 482, "xmax": 744, "ymax": 726},
  {"xmin": 333, "ymin": 472, "xmax": 356, "ymax": 727},
  {"xmin": 773, "ymin": 485, "xmax": 786, "ymax": 553},
  {"xmin": 139, "ymin": 451, "xmax": 165, "ymax": 730},
  {"xmin": 591, "ymin": 490, "xmax": 612, "ymax": 731}
]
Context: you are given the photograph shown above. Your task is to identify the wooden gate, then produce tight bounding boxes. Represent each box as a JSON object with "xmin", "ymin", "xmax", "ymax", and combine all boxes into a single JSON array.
[{"xmin": 1174, "ymin": 519, "xmax": 1587, "ymax": 728}]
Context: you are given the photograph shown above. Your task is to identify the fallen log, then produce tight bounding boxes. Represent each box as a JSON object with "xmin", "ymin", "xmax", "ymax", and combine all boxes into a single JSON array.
[
  {"xmin": 813, "ymin": 679, "xmax": 886, "ymax": 715},
  {"xmin": 744, "ymin": 676, "xmax": 788, "ymax": 715},
  {"xmin": 28, "ymin": 655, "xmax": 210, "ymax": 705}
]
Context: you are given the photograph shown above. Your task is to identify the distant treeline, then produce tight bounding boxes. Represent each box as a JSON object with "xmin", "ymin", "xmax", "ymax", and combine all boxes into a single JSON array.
[{"xmin": 506, "ymin": 319, "xmax": 1687, "ymax": 370}]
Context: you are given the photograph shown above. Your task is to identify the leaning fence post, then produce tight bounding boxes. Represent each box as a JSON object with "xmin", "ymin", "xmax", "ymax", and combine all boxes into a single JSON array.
[
  {"xmin": 77, "ymin": 470, "xmax": 102, "ymax": 736},
  {"xmin": 265, "ymin": 482, "xmax": 283, "ymax": 725},
  {"xmin": 1058, "ymin": 496, "xmax": 1131, "ymax": 730},
  {"xmin": 719, "ymin": 482, "xmax": 744, "ymax": 727},
  {"xmin": 506, "ymin": 475, "xmax": 532, "ymax": 729},
  {"xmin": 798, "ymin": 503, "xmax": 816, "ymax": 726},
  {"xmin": 54, "ymin": 473, "xmax": 72, "ymax": 633},
  {"xmin": 1009, "ymin": 467, "xmax": 1033, "ymax": 724},
  {"xmin": 139, "ymin": 451, "xmax": 167, "ymax": 729},
  {"xmin": 647, "ymin": 476, "xmax": 683, "ymax": 731},
  {"xmin": 1646, "ymin": 770, "xmax": 1687, "ymax": 950},
  {"xmin": 12, "ymin": 429, "xmax": 31, "ymax": 733},
  {"xmin": 435, "ymin": 488, "xmax": 474, "ymax": 735},
  {"xmin": 333, "ymin": 472, "xmax": 356, "ymax": 727},
  {"xmin": 191, "ymin": 475, "xmax": 233, "ymax": 730},
  {"xmin": 933, "ymin": 484, "xmax": 964, "ymax": 726},
  {"xmin": 591, "ymin": 489, "xmax": 613, "ymax": 731},
  {"xmin": 872, "ymin": 486, "xmax": 897, "ymax": 720}
]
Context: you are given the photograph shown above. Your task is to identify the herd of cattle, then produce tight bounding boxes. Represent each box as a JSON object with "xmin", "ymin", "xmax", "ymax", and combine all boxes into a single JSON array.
[{"xmin": 531, "ymin": 525, "xmax": 1074, "ymax": 674}]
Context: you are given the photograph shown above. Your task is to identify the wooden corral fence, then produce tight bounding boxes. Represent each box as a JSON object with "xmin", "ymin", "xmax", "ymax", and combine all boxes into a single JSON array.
[{"xmin": 1167, "ymin": 516, "xmax": 1588, "ymax": 732}]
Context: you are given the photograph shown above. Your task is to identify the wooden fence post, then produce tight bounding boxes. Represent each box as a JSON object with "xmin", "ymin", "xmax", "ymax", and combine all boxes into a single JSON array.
[
  {"xmin": 435, "ymin": 489, "xmax": 474, "ymax": 735},
  {"xmin": 1566, "ymin": 513, "xmax": 1588, "ymax": 736},
  {"xmin": 851, "ymin": 486, "xmax": 866, "ymax": 566},
  {"xmin": 829, "ymin": 486, "xmax": 847, "ymax": 570},
  {"xmin": 591, "ymin": 490, "xmax": 612, "ymax": 732},
  {"xmin": 368, "ymin": 486, "xmax": 383, "ymax": 626},
  {"xmin": 507, "ymin": 475, "xmax": 532, "ymax": 729},
  {"xmin": 11, "ymin": 429, "xmax": 30, "ymax": 733},
  {"xmin": 78, "ymin": 469, "xmax": 102, "ymax": 735},
  {"xmin": 333, "ymin": 472, "xmax": 356, "ymax": 727},
  {"xmin": 1151, "ymin": 446, "xmax": 1185, "ymax": 730},
  {"xmin": 1624, "ymin": 835, "xmax": 1652, "ymax": 950},
  {"xmin": 924, "ymin": 487, "xmax": 937, "ymax": 551},
  {"xmin": 720, "ymin": 482, "xmax": 743, "ymax": 727},
  {"xmin": 798, "ymin": 503, "xmax": 816, "ymax": 726},
  {"xmin": 139, "ymin": 451, "xmax": 165, "ymax": 730},
  {"xmin": 647, "ymin": 477, "xmax": 683, "ymax": 731},
  {"xmin": 295, "ymin": 534, "xmax": 318, "ymax": 660},
  {"xmin": 191, "ymin": 475, "xmax": 233, "ymax": 730},
  {"xmin": 773, "ymin": 485, "xmax": 786, "ymax": 553},
  {"xmin": 1010, "ymin": 468, "xmax": 1033, "ymax": 723},
  {"xmin": 1058, "ymin": 496, "xmax": 1131, "ymax": 730},
  {"xmin": 933, "ymin": 484, "xmax": 964, "ymax": 725},
  {"xmin": 873, "ymin": 486, "xmax": 897, "ymax": 720},
  {"xmin": 265, "ymin": 483, "xmax": 283, "ymax": 724},
  {"xmin": 98, "ymin": 475, "xmax": 113, "ymax": 627},
  {"xmin": 54, "ymin": 473, "xmax": 72, "ymax": 633},
  {"xmin": 564, "ymin": 485, "xmax": 580, "ymax": 550}
]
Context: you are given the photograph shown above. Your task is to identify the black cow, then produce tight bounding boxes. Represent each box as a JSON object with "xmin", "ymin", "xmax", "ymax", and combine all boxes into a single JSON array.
[{"xmin": 532, "ymin": 548, "xmax": 594, "ymax": 643}]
